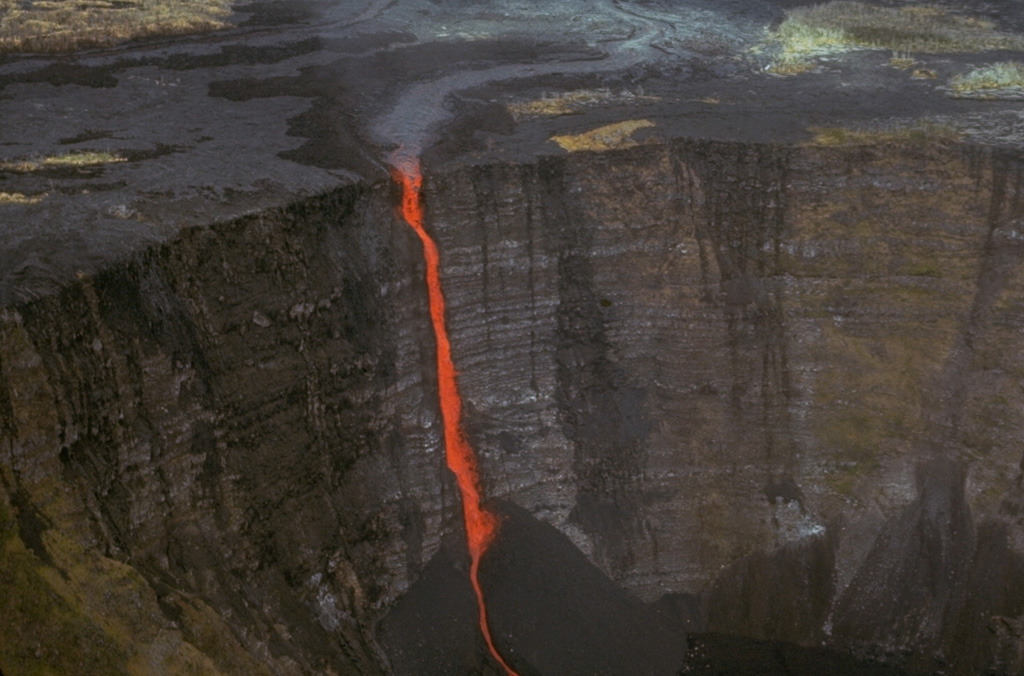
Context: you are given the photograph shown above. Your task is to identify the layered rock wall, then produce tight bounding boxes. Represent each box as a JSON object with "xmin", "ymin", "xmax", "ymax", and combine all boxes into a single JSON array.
[
  {"xmin": 423, "ymin": 140, "xmax": 1024, "ymax": 672},
  {"xmin": 0, "ymin": 186, "xmax": 416, "ymax": 675},
  {"xmin": 2, "ymin": 140, "xmax": 1023, "ymax": 674}
]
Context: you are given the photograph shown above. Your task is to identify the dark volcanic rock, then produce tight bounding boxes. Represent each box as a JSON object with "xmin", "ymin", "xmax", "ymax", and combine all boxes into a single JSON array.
[
  {"xmin": 376, "ymin": 531, "xmax": 489, "ymax": 676},
  {"xmin": 705, "ymin": 530, "xmax": 836, "ymax": 644},
  {"xmin": 680, "ymin": 633, "xmax": 910, "ymax": 676},
  {"xmin": 833, "ymin": 459, "xmax": 976, "ymax": 661},
  {"xmin": 482, "ymin": 502, "xmax": 686, "ymax": 676},
  {"xmin": 4, "ymin": 133, "xmax": 1024, "ymax": 676},
  {"xmin": 380, "ymin": 501, "xmax": 686, "ymax": 676},
  {"xmin": 4, "ymin": 1, "xmax": 1024, "ymax": 675}
]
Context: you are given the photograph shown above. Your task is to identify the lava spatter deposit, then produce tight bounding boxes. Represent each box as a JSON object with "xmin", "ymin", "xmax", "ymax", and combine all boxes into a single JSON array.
[{"xmin": 393, "ymin": 158, "xmax": 520, "ymax": 676}]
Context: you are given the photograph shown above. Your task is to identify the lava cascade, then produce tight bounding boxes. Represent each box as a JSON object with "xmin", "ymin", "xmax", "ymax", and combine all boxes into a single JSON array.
[{"xmin": 393, "ymin": 158, "xmax": 520, "ymax": 676}]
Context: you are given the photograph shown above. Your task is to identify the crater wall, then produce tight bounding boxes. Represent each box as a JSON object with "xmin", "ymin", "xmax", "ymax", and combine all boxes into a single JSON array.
[{"xmin": 2, "ymin": 140, "xmax": 1023, "ymax": 675}]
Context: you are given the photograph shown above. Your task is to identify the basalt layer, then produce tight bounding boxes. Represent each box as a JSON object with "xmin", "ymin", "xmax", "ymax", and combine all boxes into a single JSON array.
[{"xmin": 3, "ymin": 138, "xmax": 1024, "ymax": 675}]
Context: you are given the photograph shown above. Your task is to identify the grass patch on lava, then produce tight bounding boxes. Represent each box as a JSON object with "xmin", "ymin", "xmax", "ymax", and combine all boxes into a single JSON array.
[
  {"xmin": 807, "ymin": 120, "xmax": 961, "ymax": 146},
  {"xmin": 764, "ymin": 2, "xmax": 1024, "ymax": 75},
  {"xmin": 0, "ymin": 0, "xmax": 233, "ymax": 53},
  {"xmin": 0, "ymin": 192, "xmax": 46, "ymax": 205},
  {"xmin": 950, "ymin": 61, "xmax": 1024, "ymax": 98},
  {"xmin": 507, "ymin": 88, "xmax": 658, "ymax": 121},
  {"xmin": 550, "ymin": 119, "xmax": 655, "ymax": 152},
  {"xmin": 1, "ymin": 150, "xmax": 126, "ymax": 172}
]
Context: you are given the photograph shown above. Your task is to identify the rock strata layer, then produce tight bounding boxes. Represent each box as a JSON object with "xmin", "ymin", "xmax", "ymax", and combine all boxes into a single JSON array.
[{"xmin": 2, "ymin": 139, "xmax": 1024, "ymax": 675}]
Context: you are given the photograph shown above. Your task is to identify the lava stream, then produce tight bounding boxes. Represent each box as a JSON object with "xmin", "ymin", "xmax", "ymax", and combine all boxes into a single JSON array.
[{"xmin": 393, "ymin": 158, "xmax": 520, "ymax": 676}]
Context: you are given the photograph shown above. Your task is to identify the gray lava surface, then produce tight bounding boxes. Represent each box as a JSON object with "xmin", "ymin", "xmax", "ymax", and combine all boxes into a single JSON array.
[{"xmin": 3, "ymin": 0, "xmax": 1023, "ymax": 304}]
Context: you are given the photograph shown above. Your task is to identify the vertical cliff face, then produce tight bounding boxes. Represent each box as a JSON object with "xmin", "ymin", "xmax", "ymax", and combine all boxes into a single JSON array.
[
  {"xmin": 2, "ymin": 139, "xmax": 1024, "ymax": 675},
  {"xmin": 418, "ymin": 140, "xmax": 1024, "ymax": 673},
  {"xmin": 0, "ymin": 186, "xmax": 418, "ymax": 675}
]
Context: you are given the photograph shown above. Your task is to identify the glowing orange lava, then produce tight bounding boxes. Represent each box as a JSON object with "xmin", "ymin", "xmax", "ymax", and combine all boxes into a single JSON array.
[{"xmin": 394, "ymin": 158, "xmax": 520, "ymax": 676}]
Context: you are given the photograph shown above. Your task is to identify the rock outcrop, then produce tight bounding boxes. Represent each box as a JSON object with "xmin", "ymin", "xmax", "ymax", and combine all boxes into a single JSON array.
[{"xmin": 2, "ymin": 138, "xmax": 1024, "ymax": 674}]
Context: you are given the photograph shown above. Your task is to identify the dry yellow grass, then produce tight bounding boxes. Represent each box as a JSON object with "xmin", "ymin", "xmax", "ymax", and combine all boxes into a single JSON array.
[
  {"xmin": 0, "ymin": 192, "xmax": 46, "ymax": 205},
  {"xmin": 550, "ymin": 119, "xmax": 655, "ymax": 152},
  {"xmin": 1, "ymin": 151, "xmax": 126, "ymax": 172},
  {"xmin": 765, "ymin": 2, "xmax": 1024, "ymax": 75},
  {"xmin": 0, "ymin": 0, "xmax": 234, "ymax": 53},
  {"xmin": 807, "ymin": 121, "xmax": 961, "ymax": 146},
  {"xmin": 508, "ymin": 89, "xmax": 658, "ymax": 121}
]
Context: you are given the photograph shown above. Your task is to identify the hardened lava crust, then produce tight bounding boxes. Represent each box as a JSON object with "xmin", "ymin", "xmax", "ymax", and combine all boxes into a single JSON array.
[{"xmin": 2, "ymin": 0, "xmax": 1023, "ymax": 303}]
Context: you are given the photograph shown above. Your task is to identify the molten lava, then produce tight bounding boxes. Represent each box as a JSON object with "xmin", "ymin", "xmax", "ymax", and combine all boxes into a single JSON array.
[{"xmin": 393, "ymin": 158, "xmax": 520, "ymax": 676}]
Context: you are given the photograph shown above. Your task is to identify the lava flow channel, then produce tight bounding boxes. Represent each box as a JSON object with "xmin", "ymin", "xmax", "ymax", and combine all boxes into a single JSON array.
[{"xmin": 394, "ymin": 159, "xmax": 520, "ymax": 676}]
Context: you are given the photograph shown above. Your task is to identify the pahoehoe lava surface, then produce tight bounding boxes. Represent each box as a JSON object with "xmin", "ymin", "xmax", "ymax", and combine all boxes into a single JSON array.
[{"xmin": 4, "ymin": 1, "xmax": 1024, "ymax": 675}]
